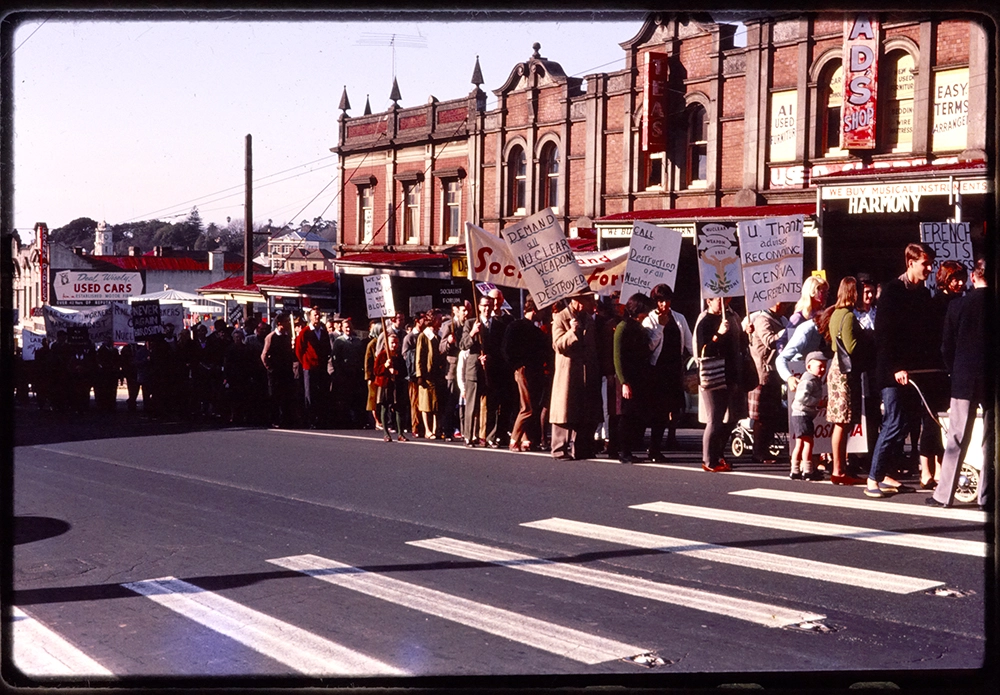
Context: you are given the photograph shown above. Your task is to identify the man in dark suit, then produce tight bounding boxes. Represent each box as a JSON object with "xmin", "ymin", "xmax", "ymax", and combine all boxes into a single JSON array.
[
  {"xmin": 296, "ymin": 308, "xmax": 332, "ymax": 428},
  {"xmin": 929, "ymin": 258, "xmax": 993, "ymax": 509},
  {"xmin": 460, "ymin": 294, "xmax": 499, "ymax": 446},
  {"xmin": 262, "ymin": 313, "xmax": 296, "ymax": 428}
]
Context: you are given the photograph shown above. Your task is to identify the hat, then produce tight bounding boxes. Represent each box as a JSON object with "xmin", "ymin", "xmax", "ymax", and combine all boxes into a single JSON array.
[{"xmin": 805, "ymin": 351, "xmax": 827, "ymax": 365}]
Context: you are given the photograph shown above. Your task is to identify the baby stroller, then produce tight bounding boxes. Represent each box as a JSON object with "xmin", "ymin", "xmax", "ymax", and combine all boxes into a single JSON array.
[{"xmin": 729, "ymin": 418, "xmax": 786, "ymax": 460}]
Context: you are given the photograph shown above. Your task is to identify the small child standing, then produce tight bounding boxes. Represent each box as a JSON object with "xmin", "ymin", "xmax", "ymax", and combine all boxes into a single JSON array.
[{"xmin": 790, "ymin": 351, "xmax": 827, "ymax": 481}]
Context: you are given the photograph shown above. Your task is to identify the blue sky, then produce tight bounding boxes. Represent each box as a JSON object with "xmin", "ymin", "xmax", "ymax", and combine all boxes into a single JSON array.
[{"xmin": 11, "ymin": 13, "xmax": 743, "ymax": 242}]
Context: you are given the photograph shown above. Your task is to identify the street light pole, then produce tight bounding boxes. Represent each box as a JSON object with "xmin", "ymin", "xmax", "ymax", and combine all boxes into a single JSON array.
[{"xmin": 244, "ymin": 134, "xmax": 254, "ymax": 321}]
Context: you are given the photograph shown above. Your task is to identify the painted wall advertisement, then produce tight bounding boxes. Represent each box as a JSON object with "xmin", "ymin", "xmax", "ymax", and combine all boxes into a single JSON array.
[
  {"xmin": 51, "ymin": 269, "xmax": 145, "ymax": 305},
  {"xmin": 500, "ymin": 210, "xmax": 588, "ymax": 309},
  {"xmin": 696, "ymin": 222, "xmax": 743, "ymax": 299},
  {"xmin": 931, "ymin": 68, "xmax": 969, "ymax": 152},
  {"xmin": 737, "ymin": 215, "xmax": 804, "ymax": 313},
  {"xmin": 842, "ymin": 15, "xmax": 880, "ymax": 150},
  {"xmin": 920, "ymin": 221, "xmax": 973, "ymax": 292},
  {"xmin": 642, "ymin": 52, "xmax": 669, "ymax": 153},
  {"xmin": 620, "ymin": 221, "xmax": 682, "ymax": 300},
  {"xmin": 769, "ymin": 90, "xmax": 797, "ymax": 162}
]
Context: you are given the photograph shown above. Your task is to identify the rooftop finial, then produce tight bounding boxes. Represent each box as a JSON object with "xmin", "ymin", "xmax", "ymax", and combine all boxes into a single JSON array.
[
  {"xmin": 471, "ymin": 55, "xmax": 484, "ymax": 87},
  {"xmin": 338, "ymin": 85, "xmax": 351, "ymax": 112},
  {"xmin": 532, "ymin": 42, "xmax": 542, "ymax": 59},
  {"xmin": 364, "ymin": 95, "xmax": 372, "ymax": 115},
  {"xmin": 389, "ymin": 77, "xmax": 402, "ymax": 105}
]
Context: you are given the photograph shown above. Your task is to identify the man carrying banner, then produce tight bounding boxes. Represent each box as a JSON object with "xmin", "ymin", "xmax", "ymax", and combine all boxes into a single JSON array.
[{"xmin": 550, "ymin": 292, "xmax": 603, "ymax": 460}]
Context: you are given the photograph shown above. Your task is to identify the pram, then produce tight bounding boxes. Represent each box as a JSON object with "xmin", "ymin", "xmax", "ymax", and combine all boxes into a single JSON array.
[{"xmin": 729, "ymin": 417, "xmax": 787, "ymax": 460}]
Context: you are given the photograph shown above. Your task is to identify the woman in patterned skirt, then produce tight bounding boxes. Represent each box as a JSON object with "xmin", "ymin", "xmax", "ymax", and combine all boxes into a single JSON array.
[{"xmin": 826, "ymin": 277, "xmax": 866, "ymax": 485}]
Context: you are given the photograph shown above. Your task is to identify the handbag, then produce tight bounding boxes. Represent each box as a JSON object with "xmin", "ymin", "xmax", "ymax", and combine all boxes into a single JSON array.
[
  {"xmin": 834, "ymin": 314, "xmax": 852, "ymax": 374},
  {"xmin": 698, "ymin": 345, "xmax": 727, "ymax": 391}
]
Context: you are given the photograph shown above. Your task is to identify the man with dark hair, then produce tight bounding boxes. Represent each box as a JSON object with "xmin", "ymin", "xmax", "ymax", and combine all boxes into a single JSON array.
[
  {"xmin": 261, "ymin": 313, "xmax": 296, "ymax": 428},
  {"xmin": 502, "ymin": 296, "xmax": 550, "ymax": 451},
  {"xmin": 550, "ymin": 292, "xmax": 603, "ymax": 460},
  {"xmin": 928, "ymin": 258, "xmax": 993, "ymax": 510},
  {"xmin": 865, "ymin": 242, "xmax": 937, "ymax": 499},
  {"xmin": 439, "ymin": 300, "xmax": 471, "ymax": 440},
  {"xmin": 643, "ymin": 283, "xmax": 693, "ymax": 458},
  {"xmin": 296, "ymin": 307, "xmax": 331, "ymax": 428}
]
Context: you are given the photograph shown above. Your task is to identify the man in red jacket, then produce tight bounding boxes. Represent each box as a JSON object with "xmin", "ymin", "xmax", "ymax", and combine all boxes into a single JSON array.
[{"xmin": 295, "ymin": 307, "xmax": 332, "ymax": 428}]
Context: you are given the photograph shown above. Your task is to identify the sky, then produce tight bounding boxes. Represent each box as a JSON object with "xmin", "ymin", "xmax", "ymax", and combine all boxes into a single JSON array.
[{"xmin": 10, "ymin": 11, "xmax": 744, "ymax": 244}]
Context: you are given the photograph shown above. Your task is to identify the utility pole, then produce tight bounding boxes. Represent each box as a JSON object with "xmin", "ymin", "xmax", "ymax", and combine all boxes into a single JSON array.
[{"xmin": 244, "ymin": 134, "xmax": 254, "ymax": 321}]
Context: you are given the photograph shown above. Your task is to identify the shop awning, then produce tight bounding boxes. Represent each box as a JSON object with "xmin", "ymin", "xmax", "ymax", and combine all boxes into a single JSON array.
[
  {"xmin": 256, "ymin": 270, "xmax": 338, "ymax": 299},
  {"xmin": 197, "ymin": 274, "xmax": 276, "ymax": 303},
  {"xmin": 334, "ymin": 252, "xmax": 451, "ymax": 279}
]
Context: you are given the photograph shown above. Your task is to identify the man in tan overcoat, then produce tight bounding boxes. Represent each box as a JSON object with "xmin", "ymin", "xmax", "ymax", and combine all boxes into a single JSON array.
[{"xmin": 549, "ymin": 293, "xmax": 603, "ymax": 460}]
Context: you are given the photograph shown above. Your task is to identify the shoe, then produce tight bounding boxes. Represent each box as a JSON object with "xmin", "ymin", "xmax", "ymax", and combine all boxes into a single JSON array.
[
  {"xmin": 831, "ymin": 474, "xmax": 866, "ymax": 486},
  {"xmin": 519, "ymin": 441, "xmax": 533, "ymax": 452},
  {"xmin": 924, "ymin": 497, "xmax": 950, "ymax": 508},
  {"xmin": 882, "ymin": 483, "xmax": 913, "ymax": 494},
  {"xmin": 864, "ymin": 487, "xmax": 888, "ymax": 499},
  {"xmin": 789, "ymin": 471, "xmax": 804, "ymax": 480},
  {"xmin": 715, "ymin": 459, "xmax": 732, "ymax": 472},
  {"xmin": 397, "ymin": 434, "xmax": 409, "ymax": 442},
  {"xmin": 509, "ymin": 443, "xmax": 521, "ymax": 452},
  {"xmin": 619, "ymin": 454, "xmax": 636, "ymax": 464},
  {"xmin": 465, "ymin": 439, "xmax": 476, "ymax": 448},
  {"xmin": 487, "ymin": 440, "xmax": 500, "ymax": 449},
  {"xmin": 920, "ymin": 479, "xmax": 937, "ymax": 490},
  {"xmin": 702, "ymin": 463, "xmax": 715, "ymax": 472},
  {"xmin": 647, "ymin": 453, "xmax": 667, "ymax": 463},
  {"xmin": 383, "ymin": 434, "xmax": 392, "ymax": 442},
  {"xmin": 805, "ymin": 470, "xmax": 824, "ymax": 481}
]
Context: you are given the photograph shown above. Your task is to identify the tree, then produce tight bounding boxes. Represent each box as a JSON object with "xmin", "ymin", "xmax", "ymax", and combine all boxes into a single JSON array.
[{"xmin": 50, "ymin": 217, "xmax": 99, "ymax": 249}]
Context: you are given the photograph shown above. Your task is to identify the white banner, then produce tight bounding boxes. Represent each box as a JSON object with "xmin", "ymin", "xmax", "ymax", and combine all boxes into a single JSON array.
[
  {"xmin": 696, "ymin": 222, "xmax": 743, "ymax": 299},
  {"xmin": 738, "ymin": 215, "xmax": 805, "ymax": 313},
  {"xmin": 51, "ymin": 269, "xmax": 145, "ymax": 304},
  {"xmin": 364, "ymin": 274, "xmax": 396, "ymax": 319},
  {"xmin": 620, "ymin": 221, "xmax": 682, "ymax": 300},
  {"xmin": 576, "ymin": 247, "xmax": 629, "ymax": 296},
  {"xmin": 501, "ymin": 210, "xmax": 588, "ymax": 309},
  {"xmin": 20, "ymin": 328, "xmax": 47, "ymax": 360},
  {"xmin": 43, "ymin": 304, "xmax": 114, "ymax": 344},
  {"xmin": 920, "ymin": 221, "xmax": 973, "ymax": 293},
  {"xmin": 465, "ymin": 222, "xmax": 528, "ymax": 289}
]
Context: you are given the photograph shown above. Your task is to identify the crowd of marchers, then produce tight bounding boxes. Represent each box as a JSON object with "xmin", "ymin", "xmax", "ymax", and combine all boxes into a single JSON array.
[{"xmin": 13, "ymin": 242, "xmax": 991, "ymax": 510}]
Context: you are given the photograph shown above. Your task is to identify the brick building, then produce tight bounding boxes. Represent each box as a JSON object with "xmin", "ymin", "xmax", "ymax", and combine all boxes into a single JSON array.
[{"xmin": 333, "ymin": 11, "xmax": 992, "ymax": 318}]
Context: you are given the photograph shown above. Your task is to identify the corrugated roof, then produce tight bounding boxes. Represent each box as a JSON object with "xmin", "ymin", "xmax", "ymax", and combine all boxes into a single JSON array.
[
  {"xmin": 93, "ymin": 256, "xmax": 248, "ymax": 272},
  {"xmin": 335, "ymin": 252, "xmax": 449, "ymax": 266},
  {"xmin": 198, "ymin": 274, "xmax": 277, "ymax": 292},
  {"xmin": 258, "ymin": 270, "xmax": 337, "ymax": 289}
]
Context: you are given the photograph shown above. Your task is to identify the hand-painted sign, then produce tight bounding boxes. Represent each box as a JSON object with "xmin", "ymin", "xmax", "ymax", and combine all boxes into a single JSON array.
[
  {"xmin": 920, "ymin": 221, "xmax": 973, "ymax": 292},
  {"xmin": 737, "ymin": 215, "xmax": 804, "ymax": 313},
  {"xmin": 501, "ymin": 210, "xmax": 588, "ymax": 309},
  {"xmin": 131, "ymin": 300, "xmax": 163, "ymax": 340},
  {"xmin": 44, "ymin": 304, "xmax": 113, "ymax": 343},
  {"xmin": 842, "ymin": 15, "xmax": 880, "ymax": 149},
  {"xmin": 52, "ymin": 269, "xmax": 145, "ymax": 305},
  {"xmin": 696, "ymin": 222, "xmax": 743, "ymax": 298},
  {"xmin": 466, "ymin": 222, "xmax": 527, "ymax": 289},
  {"xmin": 620, "ymin": 221, "xmax": 682, "ymax": 300},
  {"xmin": 364, "ymin": 274, "xmax": 396, "ymax": 319}
]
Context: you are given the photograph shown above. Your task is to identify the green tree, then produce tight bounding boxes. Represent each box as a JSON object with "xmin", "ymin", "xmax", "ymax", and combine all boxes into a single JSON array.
[{"xmin": 50, "ymin": 217, "xmax": 99, "ymax": 249}]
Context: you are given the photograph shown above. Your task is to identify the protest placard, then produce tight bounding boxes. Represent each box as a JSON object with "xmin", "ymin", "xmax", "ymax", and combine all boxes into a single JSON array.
[
  {"xmin": 737, "ymin": 215, "xmax": 804, "ymax": 313},
  {"xmin": 43, "ymin": 304, "xmax": 113, "ymax": 343},
  {"xmin": 920, "ymin": 221, "xmax": 973, "ymax": 292},
  {"xmin": 501, "ymin": 209, "xmax": 588, "ymax": 309},
  {"xmin": 364, "ymin": 274, "xmax": 396, "ymax": 319},
  {"xmin": 696, "ymin": 222, "xmax": 743, "ymax": 299},
  {"xmin": 131, "ymin": 300, "xmax": 163, "ymax": 340},
  {"xmin": 20, "ymin": 328, "xmax": 47, "ymax": 360},
  {"xmin": 620, "ymin": 221, "xmax": 682, "ymax": 300},
  {"xmin": 465, "ymin": 222, "xmax": 528, "ymax": 289}
]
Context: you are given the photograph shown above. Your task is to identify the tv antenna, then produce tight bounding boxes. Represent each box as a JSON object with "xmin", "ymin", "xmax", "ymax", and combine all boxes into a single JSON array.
[{"xmin": 356, "ymin": 32, "xmax": 428, "ymax": 81}]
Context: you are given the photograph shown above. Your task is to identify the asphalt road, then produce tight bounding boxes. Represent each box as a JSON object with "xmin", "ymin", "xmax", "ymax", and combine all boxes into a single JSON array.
[{"xmin": 7, "ymin": 403, "xmax": 996, "ymax": 691}]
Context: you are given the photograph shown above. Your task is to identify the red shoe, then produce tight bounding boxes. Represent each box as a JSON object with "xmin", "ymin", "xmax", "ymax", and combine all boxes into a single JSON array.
[
  {"xmin": 715, "ymin": 459, "xmax": 732, "ymax": 472},
  {"xmin": 831, "ymin": 474, "xmax": 865, "ymax": 486},
  {"xmin": 397, "ymin": 434, "xmax": 409, "ymax": 442}
]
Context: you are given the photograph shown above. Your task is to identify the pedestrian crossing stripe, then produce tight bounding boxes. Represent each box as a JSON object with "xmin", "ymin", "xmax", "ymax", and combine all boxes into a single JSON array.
[
  {"xmin": 267, "ymin": 553, "xmax": 645, "ymax": 664},
  {"xmin": 629, "ymin": 502, "xmax": 988, "ymax": 557},
  {"xmin": 521, "ymin": 517, "xmax": 945, "ymax": 593},
  {"xmin": 122, "ymin": 577, "xmax": 405, "ymax": 676},
  {"xmin": 730, "ymin": 488, "xmax": 989, "ymax": 523},
  {"xmin": 10, "ymin": 607, "xmax": 115, "ymax": 679},
  {"xmin": 406, "ymin": 536, "xmax": 826, "ymax": 628}
]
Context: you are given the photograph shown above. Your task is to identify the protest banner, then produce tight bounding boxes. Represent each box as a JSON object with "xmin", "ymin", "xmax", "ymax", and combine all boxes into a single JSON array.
[
  {"xmin": 20, "ymin": 328, "xmax": 47, "ymax": 360},
  {"xmin": 364, "ymin": 274, "xmax": 396, "ymax": 319},
  {"xmin": 620, "ymin": 221, "xmax": 682, "ymax": 300},
  {"xmin": 43, "ymin": 304, "xmax": 113, "ymax": 343},
  {"xmin": 465, "ymin": 222, "xmax": 528, "ymax": 289},
  {"xmin": 577, "ymin": 247, "xmax": 629, "ymax": 296},
  {"xmin": 920, "ymin": 221, "xmax": 973, "ymax": 292},
  {"xmin": 501, "ymin": 209, "xmax": 588, "ymax": 309},
  {"xmin": 131, "ymin": 300, "xmax": 163, "ymax": 340},
  {"xmin": 473, "ymin": 282, "xmax": 513, "ymax": 311},
  {"xmin": 737, "ymin": 215, "xmax": 804, "ymax": 313},
  {"xmin": 696, "ymin": 222, "xmax": 743, "ymax": 299}
]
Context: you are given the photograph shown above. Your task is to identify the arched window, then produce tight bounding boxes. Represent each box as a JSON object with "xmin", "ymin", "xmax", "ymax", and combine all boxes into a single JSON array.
[
  {"xmin": 508, "ymin": 146, "xmax": 527, "ymax": 216},
  {"xmin": 686, "ymin": 104, "xmax": 708, "ymax": 186},
  {"xmin": 539, "ymin": 142, "xmax": 560, "ymax": 211},
  {"xmin": 820, "ymin": 61, "xmax": 844, "ymax": 156},
  {"xmin": 881, "ymin": 51, "xmax": 915, "ymax": 153}
]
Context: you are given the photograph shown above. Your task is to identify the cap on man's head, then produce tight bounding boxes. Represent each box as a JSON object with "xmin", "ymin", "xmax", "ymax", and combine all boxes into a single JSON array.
[{"xmin": 805, "ymin": 351, "xmax": 827, "ymax": 365}]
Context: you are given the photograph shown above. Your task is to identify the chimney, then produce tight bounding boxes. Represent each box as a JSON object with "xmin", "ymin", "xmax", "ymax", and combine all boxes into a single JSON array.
[
  {"xmin": 153, "ymin": 246, "xmax": 173, "ymax": 257},
  {"xmin": 72, "ymin": 247, "xmax": 85, "ymax": 256},
  {"xmin": 209, "ymin": 250, "xmax": 225, "ymax": 272},
  {"xmin": 129, "ymin": 246, "xmax": 142, "ymax": 257}
]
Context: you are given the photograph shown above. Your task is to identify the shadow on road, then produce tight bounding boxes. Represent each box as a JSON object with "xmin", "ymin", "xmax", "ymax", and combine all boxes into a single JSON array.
[{"xmin": 13, "ymin": 516, "xmax": 72, "ymax": 545}]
